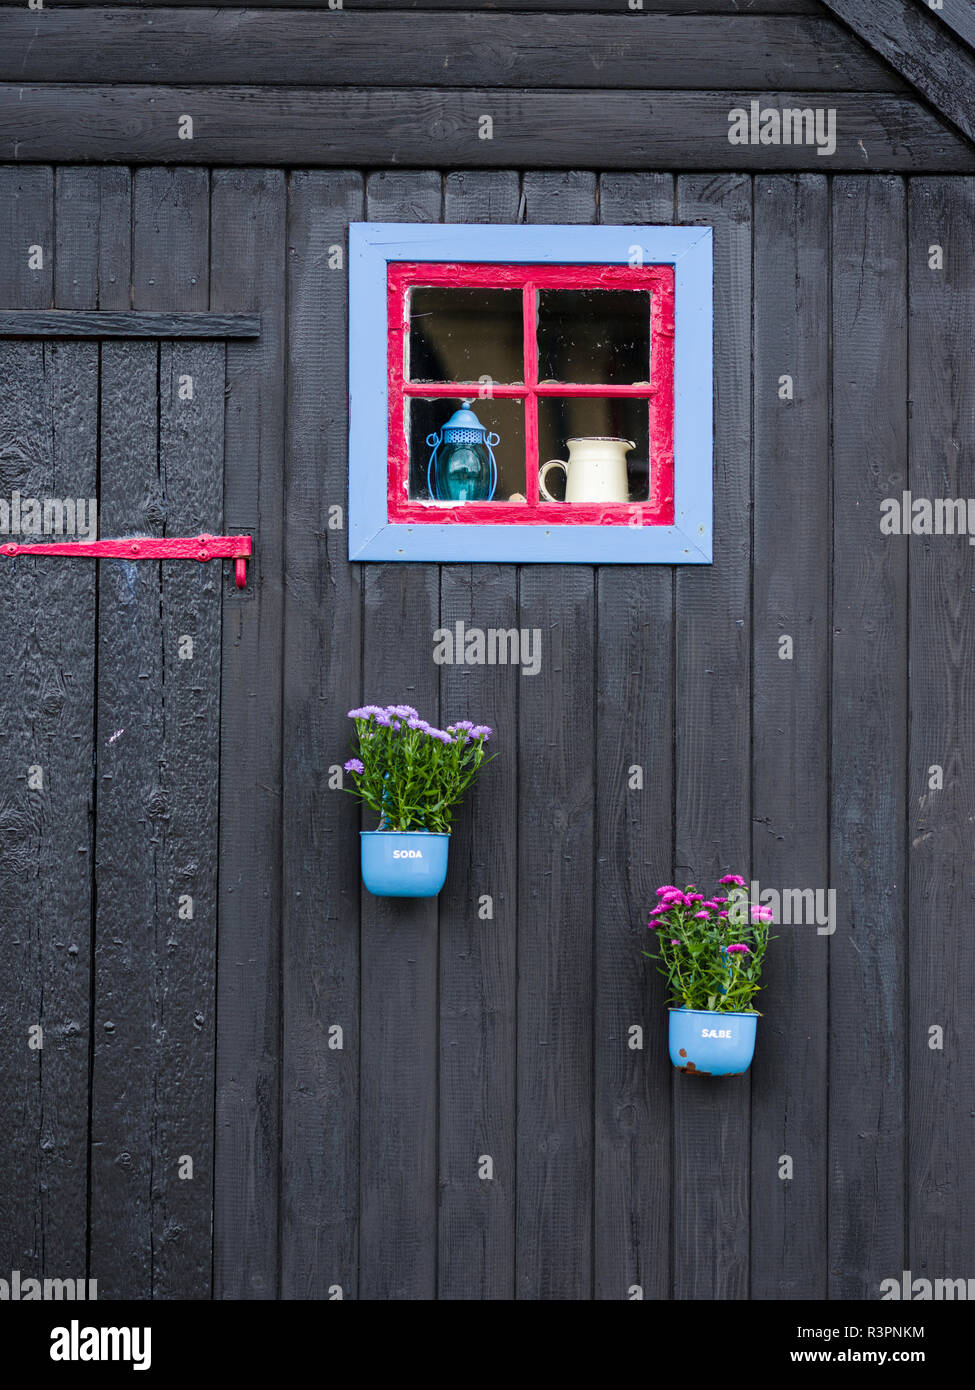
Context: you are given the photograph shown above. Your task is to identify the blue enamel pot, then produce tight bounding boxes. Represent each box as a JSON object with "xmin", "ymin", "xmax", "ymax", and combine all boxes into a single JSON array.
[
  {"xmin": 669, "ymin": 1007, "xmax": 758, "ymax": 1077},
  {"xmin": 360, "ymin": 830, "xmax": 450, "ymax": 898}
]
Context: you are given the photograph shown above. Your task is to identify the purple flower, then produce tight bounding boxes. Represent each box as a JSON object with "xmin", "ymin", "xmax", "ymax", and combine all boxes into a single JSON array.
[
  {"xmin": 387, "ymin": 704, "xmax": 418, "ymax": 719},
  {"xmin": 470, "ymin": 725, "xmax": 492, "ymax": 741},
  {"xmin": 347, "ymin": 706, "xmax": 370, "ymax": 719},
  {"xmin": 374, "ymin": 712, "xmax": 393, "ymax": 727},
  {"xmin": 344, "ymin": 758, "xmax": 364, "ymax": 775},
  {"xmin": 452, "ymin": 720, "xmax": 475, "ymax": 731},
  {"xmin": 429, "ymin": 729, "xmax": 454, "ymax": 744},
  {"xmin": 406, "ymin": 716, "xmax": 431, "ymax": 732},
  {"xmin": 720, "ymin": 874, "xmax": 746, "ymax": 886}
]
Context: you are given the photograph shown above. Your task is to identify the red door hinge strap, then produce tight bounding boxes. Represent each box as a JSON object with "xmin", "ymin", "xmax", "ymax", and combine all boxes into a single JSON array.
[{"xmin": 1, "ymin": 534, "xmax": 252, "ymax": 588}]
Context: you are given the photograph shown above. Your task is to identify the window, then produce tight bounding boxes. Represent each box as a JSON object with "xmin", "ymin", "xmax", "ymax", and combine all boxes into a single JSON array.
[{"xmin": 349, "ymin": 224, "xmax": 713, "ymax": 563}]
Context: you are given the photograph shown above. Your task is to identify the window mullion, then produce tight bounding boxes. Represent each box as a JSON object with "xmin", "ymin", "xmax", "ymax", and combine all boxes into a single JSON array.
[{"xmin": 523, "ymin": 282, "xmax": 539, "ymax": 504}]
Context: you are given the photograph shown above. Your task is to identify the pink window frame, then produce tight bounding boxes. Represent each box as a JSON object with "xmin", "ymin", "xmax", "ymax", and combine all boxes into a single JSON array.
[{"xmin": 386, "ymin": 261, "xmax": 675, "ymax": 527}]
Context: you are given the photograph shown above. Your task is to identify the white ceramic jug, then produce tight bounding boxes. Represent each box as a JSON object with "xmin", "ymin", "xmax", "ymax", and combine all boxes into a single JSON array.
[{"xmin": 539, "ymin": 436, "xmax": 634, "ymax": 504}]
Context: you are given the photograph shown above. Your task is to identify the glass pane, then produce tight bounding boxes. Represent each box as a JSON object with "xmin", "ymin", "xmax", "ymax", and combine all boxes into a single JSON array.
[
  {"xmin": 537, "ymin": 289, "xmax": 651, "ymax": 385},
  {"xmin": 408, "ymin": 288, "xmax": 524, "ymax": 384},
  {"xmin": 406, "ymin": 397, "xmax": 526, "ymax": 503},
  {"xmin": 537, "ymin": 398, "xmax": 650, "ymax": 503}
]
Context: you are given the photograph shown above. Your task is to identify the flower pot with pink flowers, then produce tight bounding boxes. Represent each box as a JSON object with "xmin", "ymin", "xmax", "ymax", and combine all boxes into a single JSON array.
[
  {"xmin": 644, "ymin": 875, "xmax": 774, "ymax": 1077},
  {"xmin": 342, "ymin": 704, "xmax": 494, "ymax": 897}
]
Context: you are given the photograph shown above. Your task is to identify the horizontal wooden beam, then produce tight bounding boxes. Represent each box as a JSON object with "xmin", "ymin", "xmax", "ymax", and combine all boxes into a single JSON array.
[
  {"xmin": 0, "ymin": 0, "xmax": 824, "ymax": 11},
  {"xmin": 2, "ymin": 11, "xmax": 904, "ymax": 92},
  {"xmin": 1, "ymin": 86, "xmax": 972, "ymax": 170},
  {"xmin": 0, "ymin": 311, "xmax": 261, "ymax": 338},
  {"xmin": 818, "ymin": 0, "xmax": 975, "ymax": 147}
]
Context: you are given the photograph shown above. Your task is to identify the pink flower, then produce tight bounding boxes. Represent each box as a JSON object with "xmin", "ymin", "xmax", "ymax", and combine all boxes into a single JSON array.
[
  {"xmin": 693, "ymin": 911, "xmax": 709, "ymax": 919},
  {"xmin": 688, "ymin": 894, "xmax": 705, "ymax": 902},
  {"xmin": 649, "ymin": 906, "xmax": 667, "ymax": 916},
  {"xmin": 714, "ymin": 897, "xmax": 728, "ymax": 904},
  {"xmin": 656, "ymin": 885, "xmax": 679, "ymax": 896},
  {"xmin": 719, "ymin": 912, "xmax": 728, "ymax": 919},
  {"xmin": 702, "ymin": 900, "xmax": 720, "ymax": 909},
  {"xmin": 750, "ymin": 905, "xmax": 774, "ymax": 922},
  {"xmin": 670, "ymin": 938, "xmax": 680, "ymax": 946},
  {"xmin": 720, "ymin": 874, "xmax": 746, "ymax": 886},
  {"xmin": 726, "ymin": 943, "xmax": 751, "ymax": 955}
]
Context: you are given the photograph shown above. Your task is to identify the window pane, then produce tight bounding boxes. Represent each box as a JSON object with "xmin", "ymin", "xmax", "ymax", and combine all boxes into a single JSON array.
[
  {"xmin": 537, "ymin": 289, "xmax": 651, "ymax": 385},
  {"xmin": 537, "ymin": 397, "xmax": 650, "ymax": 502},
  {"xmin": 407, "ymin": 397, "xmax": 526, "ymax": 502},
  {"xmin": 408, "ymin": 288, "xmax": 524, "ymax": 384}
]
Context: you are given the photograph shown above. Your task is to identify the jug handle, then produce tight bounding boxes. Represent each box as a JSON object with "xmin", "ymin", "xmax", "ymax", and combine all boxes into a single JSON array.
[{"xmin": 539, "ymin": 459, "xmax": 567, "ymax": 502}]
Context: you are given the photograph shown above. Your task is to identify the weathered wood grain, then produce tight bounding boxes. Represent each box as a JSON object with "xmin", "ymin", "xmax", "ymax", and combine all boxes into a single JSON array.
[
  {"xmin": 436, "ymin": 170, "xmax": 520, "ymax": 1302},
  {"xmin": 516, "ymin": 171, "xmax": 597, "ymax": 1301},
  {"xmin": 211, "ymin": 168, "xmax": 287, "ymax": 1299},
  {"xmin": 749, "ymin": 173, "xmax": 829, "ymax": 1299},
  {"xmin": 0, "ymin": 1, "xmax": 823, "ymax": 11},
  {"xmin": 819, "ymin": 0, "xmax": 975, "ymax": 147},
  {"xmin": 593, "ymin": 171, "xmax": 675, "ymax": 1303},
  {"xmin": 280, "ymin": 169, "xmax": 364, "ymax": 1300},
  {"xmin": 906, "ymin": 176, "xmax": 975, "ymax": 1284},
  {"xmin": 0, "ymin": 312, "xmax": 259, "ymax": 338},
  {"xmin": 828, "ymin": 173, "xmax": 907, "ymax": 1300},
  {"xmin": 0, "ymin": 165, "xmax": 97, "ymax": 1284},
  {"xmin": 54, "ymin": 167, "xmax": 131, "ymax": 311},
  {"xmin": 672, "ymin": 172, "xmax": 751, "ymax": 1301},
  {"xmin": 3, "ymin": 12, "xmax": 905, "ymax": 92},
  {"xmin": 1, "ymin": 88, "xmax": 971, "ymax": 171},
  {"xmin": 357, "ymin": 170, "xmax": 443, "ymax": 1302},
  {"xmin": 88, "ymin": 336, "xmax": 165, "ymax": 1299},
  {"xmin": 89, "ymin": 166, "xmax": 217, "ymax": 1299}
]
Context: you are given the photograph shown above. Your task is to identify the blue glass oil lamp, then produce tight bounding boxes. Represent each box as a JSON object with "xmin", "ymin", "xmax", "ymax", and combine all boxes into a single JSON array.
[{"xmin": 426, "ymin": 400, "xmax": 499, "ymax": 502}]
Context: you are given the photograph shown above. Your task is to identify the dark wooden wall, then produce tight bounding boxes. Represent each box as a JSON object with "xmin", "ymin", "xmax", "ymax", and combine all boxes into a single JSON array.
[{"xmin": 1, "ymin": 0, "xmax": 974, "ymax": 1302}]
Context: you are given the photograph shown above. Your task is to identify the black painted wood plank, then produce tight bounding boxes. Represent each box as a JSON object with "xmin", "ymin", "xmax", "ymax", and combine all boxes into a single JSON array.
[
  {"xmin": 88, "ymin": 337, "xmax": 163, "ymax": 1299},
  {"xmin": 592, "ymin": 172, "xmax": 675, "ymax": 1304},
  {"xmin": 280, "ymin": 169, "xmax": 364, "ymax": 1301},
  {"xmin": 54, "ymin": 168, "xmax": 130, "ymax": 312},
  {"xmin": 0, "ymin": 1, "xmax": 822, "ymax": 11},
  {"xmin": 4, "ymin": 12, "xmax": 905, "ymax": 92},
  {"xmin": 906, "ymin": 176, "xmax": 975, "ymax": 1284},
  {"xmin": 210, "ymin": 168, "xmax": 287, "ymax": 1300},
  {"xmin": 356, "ymin": 169, "xmax": 442, "ymax": 1302},
  {"xmin": 0, "ymin": 312, "xmax": 259, "ymax": 339},
  {"xmin": 89, "ymin": 166, "xmax": 214, "ymax": 1299},
  {"xmin": 154, "ymin": 338, "xmax": 224, "ymax": 1299},
  {"xmin": 828, "ymin": 174, "xmax": 907, "ymax": 1300},
  {"xmin": 0, "ymin": 163, "xmax": 97, "ymax": 1283},
  {"xmin": 516, "ymin": 171, "xmax": 596, "ymax": 1302},
  {"xmin": 436, "ymin": 170, "xmax": 520, "ymax": 1303},
  {"xmin": 672, "ymin": 173, "xmax": 751, "ymax": 1301},
  {"xmin": 920, "ymin": 0, "xmax": 975, "ymax": 57},
  {"xmin": 2, "ymin": 88, "xmax": 971, "ymax": 172},
  {"xmin": 749, "ymin": 174, "xmax": 829, "ymax": 1299},
  {"xmin": 819, "ymin": 0, "xmax": 975, "ymax": 147}
]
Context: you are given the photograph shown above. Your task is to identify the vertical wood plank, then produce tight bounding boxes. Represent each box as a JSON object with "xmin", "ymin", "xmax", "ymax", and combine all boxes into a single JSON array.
[
  {"xmin": 907, "ymin": 176, "xmax": 975, "ymax": 1284},
  {"xmin": 55, "ymin": 167, "xmax": 131, "ymax": 312},
  {"xmin": 517, "ymin": 171, "xmax": 596, "ymax": 1301},
  {"xmin": 0, "ymin": 165, "xmax": 96, "ymax": 1283},
  {"xmin": 281, "ymin": 169, "xmax": 364, "ymax": 1300},
  {"xmin": 90, "ymin": 166, "xmax": 214, "ymax": 1298},
  {"xmin": 211, "ymin": 168, "xmax": 287, "ymax": 1299},
  {"xmin": 749, "ymin": 174, "xmax": 829, "ymax": 1298},
  {"xmin": 829, "ymin": 173, "xmax": 908, "ymax": 1298},
  {"xmin": 358, "ymin": 169, "xmax": 443, "ymax": 1301},
  {"xmin": 673, "ymin": 173, "xmax": 752, "ymax": 1301},
  {"xmin": 437, "ymin": 169, "xmax": 520, "ymax": 1302},
  {"xmin": 593, "ymin": 171, "xmax": 675, "ymax": 1303}
]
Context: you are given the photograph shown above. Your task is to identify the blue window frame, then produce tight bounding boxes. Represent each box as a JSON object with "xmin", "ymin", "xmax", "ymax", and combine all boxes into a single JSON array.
[{"xmin": 348, "ymin": 222, "xmax": 713, "ymax": 563}]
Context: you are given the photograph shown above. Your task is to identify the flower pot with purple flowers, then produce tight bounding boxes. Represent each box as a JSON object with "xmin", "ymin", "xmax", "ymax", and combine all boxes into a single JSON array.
[
  {"xmin": 342, "ymin": 704, "xmax": 494, "ymax": 899},
  {"xmin": 644, "ymin": 875, "xmax": 774, "ymax": 1078}
]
